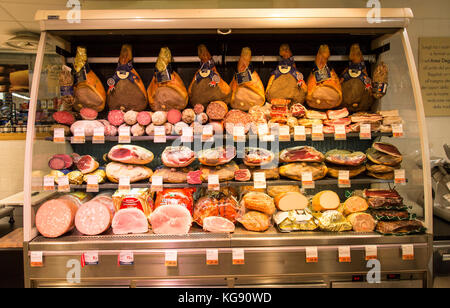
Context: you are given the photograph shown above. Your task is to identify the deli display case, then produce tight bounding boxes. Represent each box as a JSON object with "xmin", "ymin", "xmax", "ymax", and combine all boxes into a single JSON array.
[{"xmin": 23, "ymin": 8, "xmax": 433, "ymax": 288}]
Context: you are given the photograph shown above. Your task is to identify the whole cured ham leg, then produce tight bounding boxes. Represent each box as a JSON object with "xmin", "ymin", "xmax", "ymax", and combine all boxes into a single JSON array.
[
  {"xmin": 306, "ymin": 45, "xmax": 342, "ymax": 110},
  {"xmin": 147, "ymin": 47, "xmax": 189, "ymax": 111},
  {"xmin": 107, "ymin": 44, "xmax": 148, "ymax": 112},
  {"xmin": 229, "ymin": 47, "xmax": 265, "ymax": 111}
]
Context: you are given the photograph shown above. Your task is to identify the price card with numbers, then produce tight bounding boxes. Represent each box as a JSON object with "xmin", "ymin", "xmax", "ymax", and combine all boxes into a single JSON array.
[
  {"xmin": 118, "ymin": 126, "xmax": 131, "ymax": 143},
  {"xmin": 151, "ymin": 175, "xmax": 163, "ymax": 192},
  {"xmin": 301, "ymin": 172, "xmax": 315, "ymax": 189},
  {"xmin": 53, "ymin": 127, "xmax": 65, "ymax": 143},
  {"xmin": 338, "ymin": 170, "xmax": 351, "ymax": 188},
  {"xmin": 86, "ymin": 175, "xmax": 99, "ymax": 193},
  {"xmin": 334, "ymin": 125, "xmax": 347, "ymax": 140},
  {"xmin": 392, "ymin": 123, "xmax": 404, "ymax": 138},
  {"xmin": 261, "ymin": 134, "xmax": 275, "ymax": 142},
  {"xmin": 206, "ymin": 249, "xmax": 219, "ymax": 266},
  {"xmin": 118, "ymin": 251, "xmax": 134, "ymax": 266},
  {"xmin": 253, "ymin": 172, "xmax": 266, "ymax": 189},
  {"xmin": 57, "ymin": 176, "xmax": 70, "ymax": 192},
  {"xmin": 165, "ymin": 250, "xmax": 177, "ymax": 267},
  {"xmin": 118, "ymin": 177, "xmax": 131, "ymax": 191},
  {"xmin": 402, "ymin": 244, "xmax": 414, "ymax": 260},
  {"xmin": 359, "ymin": 123, "xmax": 371, "ymax": 140},
  {"xmin": 279, "ymin": 125, "xmax": 291, "ymax": 142},
  {"xmin": 208, "ymin": 174, "xmax": 220, "ymax": 191},
  {"xmin": 312, "ymin": 124, "xmax": 324, "ymax": 141},
  {"xmin": 365, "ymin": 245, "xmax": 378, "ymax": 260},
  {"xmin": 81, "ymin": 251, "xmax": 99, "ymax": 267},
  {"xmin": 305, "ymin": 247, "xmax": 318, "ymax": 263},
  {"xmin": 258, "ymin": 124, "xmax": 269, "ymax": 137},
  {"xmin": 181, "ymin": 126, "xmax": 193, "ymax": 143},
  {"xmin": 72, "ymin": 127, "xmax": 85, "ymax": 144},
  {"xmin": 30, "ymin": 251, "xmax": 43, "ymax": 267},
  {"xmin": 202, "ymin": 124, "xmax": 214, "ymax": 142},
  {"xmin": 232, "ymin": 248, "xmax": 245, "ymax": 265},
  {"xmin": 43, "ymin": 176, "xmax": 55, "ymax": 191},
  {"xmin": 154, "ymin": 126, "xmax": 166, "ymax": 143},
  {"xmin": 233, "ymin": 126, "xmax": 246, "ymax": 142},
  {"xmin": 92, "ymin": 126, "xmax": 105, "ymax": 144},
  {"xmin": 338, "ymin": 246, "xmax": 351, "ymax": 263},
  {"xmin": 394, "ymin": 169, "xmax": 406, "ymax": 185},
  {"xmin": 294, "ymin": 125, "xmax": 306, "ymax": 141}
]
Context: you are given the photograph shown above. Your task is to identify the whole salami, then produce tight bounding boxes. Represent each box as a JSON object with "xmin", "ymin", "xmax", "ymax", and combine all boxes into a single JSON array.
[
  {"xmin": 53, "ymin": 111, "xmax": 75, "ymax": 126},
  {"xmin": 79, "ymin": 108, "xmax": 98, "ymax": 120},
  {"xmin": 137, "ymin": 111, "xmax": 152, "ymax": 126},
  {"xmin": 181, "ymin": 108, "xmax": 196, "ymax": 124},
  {"xmin": 75, "ymin": 195, "xmax": 113, "ymax": 236},
  {"xmin": 108, "ymin": 110, "xmax": 125, "ymax": 126},
  {"xmin": 223, "ymin": 109, "xmax": 252, "ymax": 135},
  {"xmin": 206, "ymin": 101, "xmax": 228, "ymax": 120}
]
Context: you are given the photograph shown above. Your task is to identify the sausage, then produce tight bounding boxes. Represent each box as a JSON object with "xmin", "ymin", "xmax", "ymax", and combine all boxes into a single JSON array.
[
  {"xmin": 167, "ymin": 109, "xmax": 182, "ymax": 124},
  {"xmin": 223, "ymin": 109, "xmax": 252, "ymax": 135},
  {"xmin": 173, "ymin": 121, "xmax": 189, "ymax": 135},
  {"xmin": 107, "ymin": 110, "xmax": 125, "ymax": 126},
  {"xmin": 35, "ymin": 198, "xmax": 79, "ymax": 238},
  {"xmin": 206, "ymin": 101, "xmax": 228, "ymax": 120},
  {"xmin": 194, "ymin": 104, "xmax": 205, "ymax": 114},
  {"xmin": 124, "ymin": 110, "xmax": 139, "ymax": 125},
  {"xmin": 79, "ymin": 108, "xmax": 98, "ymax": 120},
  {"xmin": 52, "ymin": 111, "xmax": 75, "ymax": 125},
  {"xmin": 181, "ymin": 108, "xmax": 196, "ymax": 124},
  {"xmin": 152, "ymin": 111, "xmax": 167, "ymax": 126},
  {"xmin": 131, "ymin": 123, "xmax": 145, "ymax": 136},
  {"xmin": 145, "ymin": 124, "xmax": 155, "ymax": 135},
  {"xmin": 49, "ymin": 154, "xmax": 73, "ymax": 169},
  {"xmin": 164, "ymin": 122, "xmax": 174, "ymax": 135},
  {"xmin": 137, "ymin": 111, "xmax": 153, "ymax": 126},
  {"xmin": 195, "ymin": 112, "xmax": 208, "ymax": 124},
  {"xmin": 75, "ymin": 196, "xmax": 113, "ymax": 235}
]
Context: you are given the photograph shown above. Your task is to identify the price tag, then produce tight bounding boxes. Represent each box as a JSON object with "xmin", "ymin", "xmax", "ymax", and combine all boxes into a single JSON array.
[
  {"xmin": 181, "ymin": 127, "xmax": 193, "ymax": 143},
  {"xmin": 338, "ymin": 170, "xmax": 351, "ymax": 188},
  {"xmin": 118, "ymin": 251, "xmax": 134, "ymax": 266},
  {"xmin": 279, "ymin": 125, "xmax": 291, "ymax": 141},
  {"xmin": 312, "ymin": 124, "xmax": 324, "ymax": 141},
  {"xmin": 81, "ymin": 251, "xmax": 99, "ymax": 267},
  {"xmin": 334, "ymin": 125, "xmax": 347, "ymax": 140},
  {"xmin": 305, "ymin": 247, "xmax": 318, "ymax": 263},
  {"xmin": 165, "ymin": 250, "xmax": 177, "ymax": 267},
  {"xmin": 365, "ymin": 245, "xmax": 378, "ymax": 261},
  {"xmin": 294, "ymin": 126, "xmax": 306, "ymax": 141},
  {"xmin": 301, "ymin": 172, "xmax": 315, "ymax": 189},
  {"xmin": 392, "ymin": 123, "xmax": 404, "ymax": 138},
  {"xmin": 257, "ymin": 124, "xmax": 269, "ymax": 137},
  {"xmin": 30, "ymin": 251, "xmax": 43, "ymax": 267},
  {"xmin": 206, "ymin": 249, "xmax": 219, "ymax": 266},
  {"xmin": 57, "ymin": 176, "xmax": 70, "ymax": 192},
  {"xmin": 208, "ymin": 175, "xmax": 220, "ymax": 191},
  {"xmin": 232, "ymin": 248, "xmax": 245, "ymax": 265},
  {"xmin": 202, "ymin": 125, "xmax": 214, "ymax": 142},
  {"xmin": 338, "ymin": 246, "xmax": 351, "ymax": 263},
  {"xmin": 43, "ymin": 176, "xmax": 55, "ymax": 191},
  {"xmin": 118, "ymin": 126, "xmax": 131, "ymax": 143},
  {"xmin": 154, "ymin": 126, "xmax": 166, "ymax": 143},
  {"xmin": 151, "ymin": 175, "xmax": 163, "ymax": 192},
  {"xmin": 402, "ymin": 244, "xmax": 414, "ymax": 260},
  {"xmin": 359, "ymin": 123, "xmax": 371, "ymax": 140},
  {"xmin": 92, "ymin": 126, "xmax": 105, "ymax": 144},
  {"xmin": 72, "ymin": 127, "xmax": 85, "ymax": 144},
  {"xmin": 53, "ymin": 127, "xmax": 65, "ymax": 143},
  {"xmin": 233, "ymin": 126, "xmax": 246, "ymax": 142},
  {"xmin": 86, "ymin": 175, "xmax": 99, "ymax": 193},
  {"xmin": 261, "ymin": 134, "xmax": 275, "ymax": 142},
  {"xmin": 118, "ymin": 177, "xmax": 131, "ymax": 191},
  {"xmin": 394, "ymin": 169, "xmax": 406, "ymax": 185},
  {"xmin": 253, "ymin": 172, "xmax": 266, "ymax": 189}
]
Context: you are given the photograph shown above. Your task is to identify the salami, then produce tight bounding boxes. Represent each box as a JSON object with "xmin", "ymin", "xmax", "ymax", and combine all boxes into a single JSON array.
[
  {"xmin": 195, "ymin": 112, "xmax": 208, "ymax": 124},
  {"xmin": 124, "ymin": 110, "xmax": 138, "ymax": 125},
  {"xmin": 137, "ymin": 111, "xmax": 152, "ymax": 126},
  {"xmin": 131, "ymin": 123, "xmax": 145, "ymax": 136},
  {"xmin": 223, "ymin": 109, "xmax": 252, "ymax": 135},
  {"xmin": 49, "ymin": 154, "xmax": 73, "ymax": 169},
  {"xmin": 161, "ymin": 146, "xmax": 195, "ymax": 168},
  {"xmin": 70, "ymin": 120, "xmax": 105, "ymax": 137},
  {"xmin": 167, "ymin": 109, "xmax": 182, "ymax": 124},
  {"xmin": 48, "ymin": 157, "xmax": 66, "ymax": 170},
  {"xmin": 173, "ymin": 121, "xmax": 189, "ymax": 135},
  {"xmin": 206, "ymin": 101, "xmax": 228, "ymax": 120},
  {"xmin": 152, "ymin": 111, "xmax": 167, "ymax": 126},
  {"xmin": 79, "ymin": 108, "xmax": 98, "ymax": 120},
  {"xmin": 234, "ymin": 169, "xmax": 251, "ymax": 181},
  {"xmin": 36, "ymin": 198, "xmax": 79, "ymax": 238},
  {"xmin": 53, "ymin": 111, "xmax": 76, "ymax": 126},
  {"xmin": 181, "ymin": 108, "xmax": 196, "ymax": 124},
  {"xmin": 187, "ymin": 170, "xmax": 202, "ymax": 184},
  {"xmin": 75, "ymin": 196, "xmax": 113, "ymax": 235},
  {"xmin": 107, "ymin": 110, "xmax": 125, "ymax": 126}
]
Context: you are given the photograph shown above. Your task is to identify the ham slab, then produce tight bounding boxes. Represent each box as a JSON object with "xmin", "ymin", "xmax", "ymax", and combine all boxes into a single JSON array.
[
  {"xmin": 112, "ymin": 208, "xmax": 149, "ymax": 235},
  {"xmin": 203, "ymin": 216, "xmax": 235, "ymax": 233},
  {"xmin": 149, "ymin": 204, "xmax": 192, "ymax": 235}
]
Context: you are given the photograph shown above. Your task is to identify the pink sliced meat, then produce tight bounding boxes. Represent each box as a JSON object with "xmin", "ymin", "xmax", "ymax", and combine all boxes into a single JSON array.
[
  {"xmin": 112, "ymin": 208, "xmax": 149, "ymax": 235},
  {"xmin": 290, "ymin": 103, "xmax": 307, "ymax": 118},
  {"xmin": 108, "ymin": 110, "xmax": 125, "ymax": 126},
  {"xmin": 234, "ymin": 169, "xmax": 251, "ymax": 181},
  {"xmin": 76, "ymin": 155, "xmax": 99, "ymax": 174},
  {"xmin": 203, "ymin": 216, "xmax": 235, "ymax": 233},
  {"xmin": 194, "ymin": 104, "xmax": 205, "ymax": 114},
  {"xmin": 161, "ymin": 146, "xmax": 195, "ymax": 168},
  {"xmin": 149, "ymin": 204, "xmax": 192, "ymax": 235},
  {"xmin": 137, "ymin": 111, "xmax": 152, "ymax": 126},
  {"xmin": 279, "ymin": 146, "xmax": 325, "ymax": 163},
  {"xmin": 187, "ymin": 170, "xmax": 202, "ymax": 184},
  {"xmin": 48, "ymin": 157, "xmax": 66, "ymax": 170},
  {"xmin": 373, "ymin": 142, "xmax": 402, "ymax": 158},
  {"xmin": 36, "ymin": 198, "xmax": 78, "ymax": 238},
  {"xmin": 326, "ymin": 107, "xmax": 349, "ymax": 120},
  {"xmin": 363, "ymin": 189, "xmax": 401, "ymax": 199},
  {"xmin": 323, "ymin": 117, "xmax": 352, "ymax": 127},
  {"xmin": 323, "ymin": 125, "xmax": 352, "ymax": 134},
  {"xmin": 51, "ymin": 154, "xmax": 73, "ymax": 169},
  {"xmin": 79, "ymin": 108, "xmax": 98, "ymax": 120},
  {"xmin": 53, "ymin": 111, "xmax": 75, "ymax": 126},
  {"xmin": 75, "ymin": 198, "xmax": 113, "ymax": 236}
]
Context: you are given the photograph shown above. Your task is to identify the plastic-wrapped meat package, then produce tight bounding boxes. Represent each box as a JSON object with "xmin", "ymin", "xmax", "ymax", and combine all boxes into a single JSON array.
[
  {"xmin": 149, "ymin": 204, "xmax": 192, "ymax": 235},
  {"xmin": 112, "ymin": 208, "xmax": 149, "ymax": 235},
  {"xmin": 154, "ymin": 188, "xmax": 196, "ymax": 215},
  {"xmin": 193, "ymin": 192, "xmax": 241, "ymax": 227},
  {"xmin": 203, "ymin": 216, "xmax": 235, "ymax": 233}
]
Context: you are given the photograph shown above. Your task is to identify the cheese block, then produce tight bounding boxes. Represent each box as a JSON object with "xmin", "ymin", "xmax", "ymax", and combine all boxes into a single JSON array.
[
  {"xmin": 312, "ymin": 191, "xmax": 340, "ymax": 212},
  {"xmin": 343, "ymin": 196, "xmax": 369, "ymax": 216},
  {"xmin": 274, "ymin": 192, "xmax": 309, "ymax": 211}
]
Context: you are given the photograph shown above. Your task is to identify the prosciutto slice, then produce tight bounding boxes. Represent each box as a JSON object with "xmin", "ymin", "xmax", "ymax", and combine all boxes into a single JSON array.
[
  {"xmin": 112, "ymin": 208, "xmax": 149, "ymax": 235},
  {"xmin": 279, "ymin": 146, "xmax": 325, "ymax": 163},
  {"xmin": 203, "ymin": 216, "xmax": 235, "ymax": 233},
  {"xmin": 161, "ymin": 146, "xmax": 195, "ymax": 168},
  {"xmin": 149, "ymin": 204, "xmax": 192, "ymax": 235}
]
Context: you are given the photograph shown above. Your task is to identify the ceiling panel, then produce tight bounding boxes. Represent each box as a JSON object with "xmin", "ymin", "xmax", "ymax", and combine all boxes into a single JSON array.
[{"xmin": 0, "ymin": 2, "xmax": 67, "ymax": 22}]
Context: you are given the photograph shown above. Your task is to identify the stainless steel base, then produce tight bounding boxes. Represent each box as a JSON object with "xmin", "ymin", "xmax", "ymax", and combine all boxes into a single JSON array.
[{"xmin": 24, "ymin": 229, "xmax": 433, "ymax": 288}]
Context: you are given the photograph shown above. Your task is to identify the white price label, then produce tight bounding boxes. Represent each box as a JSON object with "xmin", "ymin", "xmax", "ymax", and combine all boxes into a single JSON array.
[
  {"xmin": 253, "ymin": 172, "xmax": 266, "ymax": 189},
  {"xmin": 57, "ymin": 176, "xmax": 70, "ymax": 192},
  {"xmin": 232, "ymin": 248, "xmax": 245, "ymax": 265},
  {"xmin": 43, "ymin": 176, "xmax": 55, "ymax": 191},
  {"xmin": 206, "ymin": 249, "xmax": 219, "ymax": 265},
  {"xmin": 233, "ymin": 126, "xmax": 246, "ymax": 142},
  {"xmin": 165, "ymin": 250, "xmax": 177, "ymax": 267},
  {"xmin": 334, "ymin": 125, "xmax": 347, "ymax": 140},
  {"xmin": 181, "ymin": 127, "xmax": 193, "ymax": 143},
  {"xmin": 261, "ymin": 134, "xmax": 275, "ymax": 142},
  {"xmin": 294, "ymin": 126, "xmax": 306, "ymax": 141},
  {"xmin": 202, "ymin": 125, "xmax": 214, "ymax": 142},
  {"xmin": 312, "ymin": 124, "xmax": 324, "ymax": 141},
  {"xmin": 305, "ymin": 247, "xmax": 318, "ymax": 263},
  {"xmin": 258, "ymin": 124, "xmax": 269, "ymax": 136},
  {"xmin": 359, "ymin": 123, "xmax": 371, "ymax": 140},
  {"xmin": 394, "ymin": 169, "xmax": 406, "ymax": 185},
  {"xmin": 365, "ymin": 245, "xmax": 378, "ymax": 260},
  {"xmin": 118, "ymin": 126, "xmax": 131, "ymax": 143},
  {"xmin": 338, "ymin": 170, "xmax": 351, "ymax": 188},
  {"xmin": 338, "ymin": 246, "xmax": 351, "ymax": 263},
  {"xmin": 402, "ymin": 244, "xmax": 414, "ymax": 260},
  {"xmin": 72, "ymin": 127, "xmax": 85, "ymax": 144},
  {"xmin": 279, "ymin": 125, "xmax": 291, "ymax": 141},
  {"xmin": 118, "ymin": 251, "xmax": 134, "ymax": 265},
  {"xmin": 151, "ymin": 175, "xmax": 163, "ymax": 192},
  {"xmin": 92, "ymin": 126, "xmax": 105, "ymax": 144},
  {"xmin": 86, "ymin": 175, "xmax": 99, "ymax": 193},
  {"xmin": 118, "ymin": 177, "xmax": 131, "ymax": 191},
  {"xmin": 82, "ymin": 251, "xmax": 99, "ymax": 267},
  {"xmin": 30, "ymin": 251, "xmax": 43, "ymax": 267},
  {"xmin": 301, "ymin": 172, "xmax": 314, "ymax": 189},
  {"xmin": 392, "ymin": 123, "xmax": 404, "ymax": 138},
  {"xmin": 154, "ymin": 126, "xmax": 166, "ymax": 143},
  {"xmin": 53, "ymin": 128, "xmax": 65, "ymax": 143},
  {"xmin": 208, "ymin": 174, "xmax": 220, "ymax": 191}
]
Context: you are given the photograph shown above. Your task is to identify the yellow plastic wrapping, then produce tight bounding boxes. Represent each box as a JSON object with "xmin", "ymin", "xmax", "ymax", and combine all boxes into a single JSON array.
[{"xmin": 312, "ymin": 210, "xmax": 352, "ymax": 232}]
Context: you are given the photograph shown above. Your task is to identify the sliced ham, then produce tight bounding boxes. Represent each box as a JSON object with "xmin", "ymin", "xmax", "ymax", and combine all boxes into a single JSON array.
[
  {"xmin": 149, "ymin": 204, "xmax": 192, "ymax": 235},
  {"xmin": 279, "ymin": 146, "xmax": 325, "ymax": 163},
  {"xmin": 108, "ymin": 145, "xmax": 154, "ymax": 165},
  {"xmin": 203, "ymin": 216, "xmax": 235, "ymax": 233},
  {"xmin": 112, "ymin": 208, "xmax": 149, "ymax": 235},
  {"xmin": 161, "ymin": 146, "xmax": 195, "ymax": 168}
]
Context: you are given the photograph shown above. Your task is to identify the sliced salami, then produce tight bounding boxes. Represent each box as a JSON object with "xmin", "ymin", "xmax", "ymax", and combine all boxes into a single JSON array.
[
  {"xmin": 223, "ymin": 109, "xmax": 252, "ymax": 135},
  {"xmin": 79, "ymin": 108, "xmax": 98, "ymax": 120},
  {"xmin": 137, "ymin": 111, "xmax": 152, "ymax": 126},
  {"xmin": 107, "ymin": 110, "xmax": 125, "ymax": 126},
  {"xmin": 52, "ymin": 111, "xmax": 75, "ymax": 126},
  {"xmin": 206, "ymin": 101, "xmax": 228, "ymax": 120}
]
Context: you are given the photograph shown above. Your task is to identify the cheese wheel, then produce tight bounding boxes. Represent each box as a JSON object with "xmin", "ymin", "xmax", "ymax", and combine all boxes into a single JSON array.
[
  {"xmin": 343, "ymin": 196, "xmax": 369, "ymax": 216},
  {"xmin": 274, "ymin": 192, "xmax": 309, "ymax": 211},
  {"xmin": 312, "ymin": 191, "xmax": 340, "ymax": 212}
]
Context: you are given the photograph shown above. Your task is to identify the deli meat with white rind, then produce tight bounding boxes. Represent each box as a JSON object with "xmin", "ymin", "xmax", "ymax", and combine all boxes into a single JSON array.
[
  {"xmin": 75, "ymin": 196, "xmax": 113, "ymax": 235},
  {"xmin": 112, "ymin": 208, "xmax": 149, "ymax": 235},
  {"xmin": 203, "ymin": 216, "xmax": 235, "ymax": 233},
  {"xmin": 105, "ymin": 162, "xmax": 153, "ymax": 183},
  {"xmin": 243, "ymin": 148, "xmax": 275, "ymax": 167},
  {"xmin": 161, "ymin": 146, "xmax": 195, "ymax": 168},
  {"xmin": 149, "ymin": 204, "xmax": 192, "ymax": 235},
  {"xmin": 279, "ymin": 146, "xmax": 325, "ymax": 163},
  {"xmin": 372, "ymin": 142, "xmax": 402, "ymax": 158},
  {"xmin": 198, "ymin": 146, "xmax": 236, "ymax": 166},
  {"xmin": 323, "ymin": 117, "xmax": 352, "ymax": 127},
  {"xmin": 326, "ymin": 107, "xmax": 349, "ymax": 120},
  {"xmin": 108, "ymin": 145, "xmax": 154, "ymax": 165},
  {"xmin": 35, "ymin": 198, "xmax": 79, "ymax": 238},
  {"xmin": 70, "ymin": 120, "xmax": 105, "ymax": 136}
]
